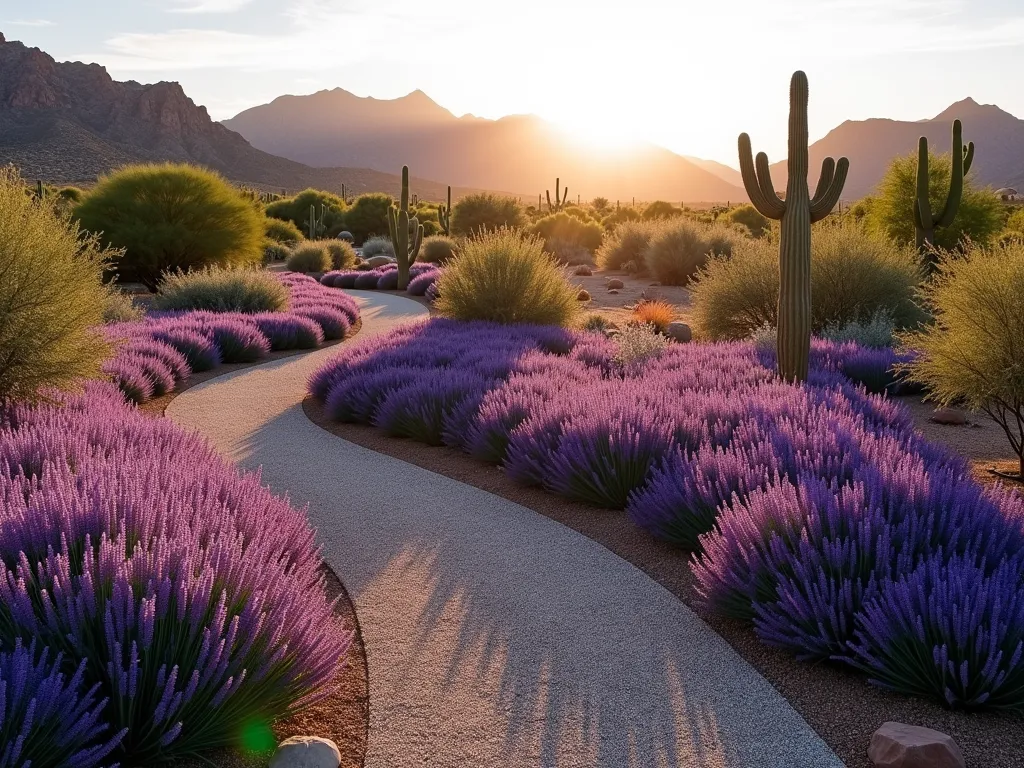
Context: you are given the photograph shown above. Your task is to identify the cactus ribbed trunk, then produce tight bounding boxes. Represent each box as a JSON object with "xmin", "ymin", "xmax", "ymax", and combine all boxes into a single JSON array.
[
  {"xmin": 387, "ymin": 166, "xmax": 423, "ymax": 291},
  {"xmin": 778, "ymin": 75, "xmax": 812, "ymax": 382},
  {"xmin": 737, "ymin": 71, "xmax": 849, "ymax": 383},
  {"xmin": 914, "ymin": 120, "xmax": 974, "ymax": 271}
]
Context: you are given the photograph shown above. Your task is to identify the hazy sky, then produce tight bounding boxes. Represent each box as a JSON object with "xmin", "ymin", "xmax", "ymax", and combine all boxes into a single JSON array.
[{"xmin": 5, "ymin": 0, "xmax": 1024, "ymax": 165}]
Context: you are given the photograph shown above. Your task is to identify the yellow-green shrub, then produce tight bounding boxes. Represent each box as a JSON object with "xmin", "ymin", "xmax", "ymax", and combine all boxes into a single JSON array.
[
  {"xmin": 153, "ymin": 266, "xmax": 289, "ymax": 313},
  {"xmin": 643, "ymin": 218, "xmax": 739, "ymax": 286},
  {"xmin": 74, "ymin": 163, "xmax": 264, "ymax": 290},
  {"xmin": 436, "ymin": 228, "xmax": 579, "ymax": 326},
  {"xmin": 691, "ymin": 223, "xmax": 923, "ymax": 339},
  {"xmin": 286, "ymin": 242, "xmax": 332, "ymax": 273},
  {"xmin": 0, "ymin": 167, "xmax": 113, "ymax": 403},
  {"xmin": 900, "ymin": 240, "xmax": 1024, "ymax": 476}
]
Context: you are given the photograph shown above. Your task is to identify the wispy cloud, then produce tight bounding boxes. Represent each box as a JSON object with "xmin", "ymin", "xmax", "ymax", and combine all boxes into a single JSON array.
[
  {"xmin": 4, "ymin": 19, "xmax": 55, "ymax": 27},
  {"xmin": 167, "ymin": 0, "xmax": 255, "ymax": 12}
]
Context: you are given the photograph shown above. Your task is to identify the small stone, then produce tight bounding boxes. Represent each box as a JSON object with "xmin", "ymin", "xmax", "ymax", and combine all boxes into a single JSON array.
[
  {"xmin": 868, "ymin": 722, "xmax": 965, "ymax": 768},
  {"xmin": 364, "ymin": 255, "xmax": 396, "ymax": 268},
  {"xmin": 574, "ymin": 265, "xmax": 593, "ymax": 276},
  {"xmin": 577, "ymin": 289, "xmax": 591, "ymax": 301},
  {"xmin": 608, "ymin": 289, "xmax": 619, "ymax": 295},
  {"xmin": 649, "ymin": 282, "xmax": 661, "ymax": 287},
  {"xmin": 269, "ymin": 736, "xmax": 341, "ymax": 768},
  {"xmin": 666, "ymin": 321, "xmax": 692, "ymax": 343},
  {"xmin": 930, "ymin": 407, "xmax": 967, "ymax": 426},
  {"xmin": 607, "ymin": 278, "xmax": 624, "ymax": 289}
]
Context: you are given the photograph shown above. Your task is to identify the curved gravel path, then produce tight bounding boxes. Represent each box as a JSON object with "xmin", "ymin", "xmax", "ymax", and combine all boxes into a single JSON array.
[{"xmin": 167, "ymin": 291, "xmax": 844, "ymax": 768}]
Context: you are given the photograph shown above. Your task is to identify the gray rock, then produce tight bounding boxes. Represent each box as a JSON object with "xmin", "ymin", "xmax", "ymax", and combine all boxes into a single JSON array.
[
  {"xmin": 607, "ymin": 278, "xmax": 624, "ymax": 289},
  {"xmin": 930, "ymin": 407, "xmax": 967, "ymax": 426},
  {"xmin": 269, "ymin": 736, "xmax": 341, "ymax": 768},
  {"xmin": 868, "ymin": 722, "xmax": 965, "ymax": 768},
  {"xmin": 666, "ymin": 322, "xmax": 692, "ymax": 343},
  {"xmin": 574, "ymin": 265, "xmax": 593, "ymax": 276},
  {"xmin": 608, "ymin": 289, "xmax": 619, "ymax": 295},
  {"xmin": 365, "ymin": 255, "xmax": 396, "ymax": 269}
]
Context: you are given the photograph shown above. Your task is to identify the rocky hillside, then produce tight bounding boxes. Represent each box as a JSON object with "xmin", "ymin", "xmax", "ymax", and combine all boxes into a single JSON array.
[
  {"xmin": 768, "ymin": 98, "xmax": 1024, "ymax": 199},
  {"xmin": 0, "ymin": 33, "xmax": 479, "ymax": 199},
  {"xmin": 223, "ymin": 88, "xmax": 748, "ymax": 203}
]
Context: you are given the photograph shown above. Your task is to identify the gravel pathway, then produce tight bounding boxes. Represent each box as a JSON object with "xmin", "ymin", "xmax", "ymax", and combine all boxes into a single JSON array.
[{"xmin": 167, "ymin": 291, "xmax": 844, "ymax": 768}]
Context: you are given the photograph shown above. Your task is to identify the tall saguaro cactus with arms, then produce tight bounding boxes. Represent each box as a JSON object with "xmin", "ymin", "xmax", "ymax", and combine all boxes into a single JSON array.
[
  {"xmin": 387, "ymin": 166, "xmax": 424, "ymax": 291},
  {"xmin": 914, "ymin": 119, "xmax": 974, "ymax": 264},
  {"xmin": 438, "ymin": 185, "xmax": 452, "ymax": 236},
  {"xmin": 738, "ymin": 71, "xmax": 849, "ymax": 382},
  {"xmin": 546, "ymin": 178, "xmax": 568, "ymax": 212}
]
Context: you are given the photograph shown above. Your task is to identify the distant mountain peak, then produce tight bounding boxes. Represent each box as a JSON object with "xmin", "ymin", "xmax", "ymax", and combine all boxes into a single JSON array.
[{"xmin": 932, "ymin": 97, "xmax": 1010, "ymax": 122}]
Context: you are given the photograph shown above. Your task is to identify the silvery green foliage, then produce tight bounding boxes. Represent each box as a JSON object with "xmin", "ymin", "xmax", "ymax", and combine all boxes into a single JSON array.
[{"xmin": 614, "ymin": 322, "xmax": 669, "ymax": 365}]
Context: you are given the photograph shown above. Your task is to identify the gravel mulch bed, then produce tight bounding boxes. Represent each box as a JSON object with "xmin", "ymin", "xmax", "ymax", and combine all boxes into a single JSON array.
[{"xmin": 303, "ymin": 395, "xmax": 1024, "ymax": 768}]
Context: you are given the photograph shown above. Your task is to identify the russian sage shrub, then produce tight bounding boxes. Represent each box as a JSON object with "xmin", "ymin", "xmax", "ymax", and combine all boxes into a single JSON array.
[{"xmin": 0, "ymin": 385, "xmax": 351, "ymax": 761}]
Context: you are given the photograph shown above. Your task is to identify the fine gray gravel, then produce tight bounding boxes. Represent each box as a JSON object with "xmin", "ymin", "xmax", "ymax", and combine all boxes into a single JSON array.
[{"xmin": 167, "ymin": 291, "xmax": 845, "ymax": 768}]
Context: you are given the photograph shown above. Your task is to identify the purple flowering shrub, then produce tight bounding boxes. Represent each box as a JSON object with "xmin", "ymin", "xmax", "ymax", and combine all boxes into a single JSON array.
[
  {"xmin": 101, "ymin": 273, "xmax": 358, "ymax": 404},
  {"xmin": 0, "ymin": 639, "xmax": 124, "ymax": 768},
  {"xmin": 323, "ymin": 263, "xmax": 440, "ymax": 296},
  {"xmin": 0, "ymin": 384, "xmax": 350, "ymax": 761},
  {"xmin": 310, "ymin": 318, "xmax": 1024, "ymax": 710}
]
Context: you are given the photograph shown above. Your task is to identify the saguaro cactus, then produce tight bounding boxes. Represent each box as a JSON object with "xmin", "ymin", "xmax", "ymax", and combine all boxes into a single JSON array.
[
  {"xmin": 307, "ymin": 203, "xmax": 327, "ymax": 239},
  {"xmin": 546, "ymin": 178, "xmax": 568, "ymax": 212},
  {"xmin": 387, "ymin": 166, "xmax": 424, "ymax": 291},
  {"xmin": 437, "ymin": 185, "xmax": 452, "ymax": 236},
  {"xmin": 738, "ymin": 71, "xmax": 849, "ymax": 383},
  {"xmin": 914, "ymin": 119, "xmax": 974, "ymax": 265}
]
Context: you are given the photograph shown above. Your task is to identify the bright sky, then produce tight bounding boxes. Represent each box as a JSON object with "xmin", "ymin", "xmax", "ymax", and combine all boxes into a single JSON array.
[{"xmin": 6, "ymin": 0, "xmax": 1024, "ymax": 165}]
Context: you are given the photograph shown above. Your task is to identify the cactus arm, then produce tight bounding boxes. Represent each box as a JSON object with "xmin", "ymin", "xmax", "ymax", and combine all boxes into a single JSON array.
[
  {"xmin": 563, "ymin": 186, "xmax": 569, "ymax": 205},
  {"xmin": 755, "ymin": 152, "xmax": 787, "ymax": 218},
  {"xmin": 400, "ymin": 166, "xmax": 410, "ymax": 210},
  {"xmin": 809, "ymin": 157, "xmax": 849, "ymax": 222},
  {"xmin": 915, "ymin": 137, "xmax": 934, "ymax": 228},
  {"xmin": 546, "ymin": 189, "xmax": 553, "ymax": 211},
  {"xmin": 738, "ymin": 134, "xmax": 785, "ymax": 219},
  {"xmin": 963, "ymin": 141, "xmax": 975, "ymax": 175},
  {"xmin": 937, "ymin": 120, "xmax": 966, "ymax": 229},
  {"xmin": 810, "ymin": 157, "xmax": 835, "ymax": 206}
]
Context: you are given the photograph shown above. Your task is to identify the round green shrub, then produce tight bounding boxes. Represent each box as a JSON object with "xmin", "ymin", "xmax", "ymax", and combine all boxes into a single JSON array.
[
  {"xmin": 601, "ymin": 207, "xmax": 641, "ymax": 231},
  {"xmin": 286, "ymin": 243, "xmax": 332, "ymax": 273},
  {"xmin": 561, "ymin": 206, "xmax": 595, "ymax": 223},
  {"xmin": 263, "ymin": 241, "xmax": 291, "ymax": 263},
  {"xmin": 325, "ymin": 240, "xmax": 357, "ymax": 270},
  {"xmin": 642, "ymin": 201, "xmax": 682, "ymax": 220},
  {"xmin": 723, "ymin": 204, "xmax": 770, "ymax": 238},
  {"xmin": 531, "ymin": 212, "xmax": 604, "ymax": 258},
  {"xmin": 451, "ymin": 193, "xmax": 524, "ymax": 236},
  {"xmin": 866, "ymin": 150, "xmax": 1004, "ymax": 250},
  {"xmin": 0, "ymin": 167, "xmax": 113, "ymax": 403},
  {"xmin": 74, "ymin": 163, "xmax": 265, "ymax": 290},
  {"xmin": 265, "ymin": 217, "xmax": 304, "ymax": 244},
  {"xmin": 265, "ymin": 188, "xmax": 346, "ymax": 238},
  {"xmin": 691, "ymin": 223, "xmax": 924, "ymax": 340},
  {"xmin": 153, "ymin": 266, "xmax": 289, "ymax": 313},
  {"xmin": 343, "ymin": 193, "xmax": 393, "ymax": 243},
  {"xmin": 597, "ymin": 219, "xmax": 661, "ymax": 271},
  {"xmin": 420, "ymin": 235, "xmax": 458, "ymax": 264},
  {"xmin": 103, "ymin": 289, "xmax": 143, "ymax": 323},
  {"xmin": 643, "ymin": 219, "xmax": 739, "ymax": 286},
  {"xmin": 436, "ymin": 227, "xmax": 579, "ymax": 326}
]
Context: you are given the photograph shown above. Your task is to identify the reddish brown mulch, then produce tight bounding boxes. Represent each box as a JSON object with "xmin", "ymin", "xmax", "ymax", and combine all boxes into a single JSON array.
[{"xmin": 302, "ymin": 395, "xmax": 1024, "ymax": 768}]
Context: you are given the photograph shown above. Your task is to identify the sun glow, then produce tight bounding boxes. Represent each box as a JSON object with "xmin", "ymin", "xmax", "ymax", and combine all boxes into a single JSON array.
[{"xmin": 553, "ymin": 117, "xmax": 643, "ymax": 151}]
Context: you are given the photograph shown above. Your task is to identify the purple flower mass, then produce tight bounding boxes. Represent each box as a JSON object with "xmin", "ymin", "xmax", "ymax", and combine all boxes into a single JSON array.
[
  {"xmin": 102, "ymin": 273, "xmax": 359, "ymax": 404},
  {"xmin": 0, "ymin": 383, "xmax": 350, "ymax": 762},
  {"xmin": 310, "ymin": 318, "xmax": 1024, "ymax": 710}
]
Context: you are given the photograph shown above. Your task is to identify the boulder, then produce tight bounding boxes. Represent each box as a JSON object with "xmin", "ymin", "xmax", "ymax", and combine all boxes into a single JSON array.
[
  {"xmin": 364, "ymin": 255, "xmax": 396, "ymax": 269},
  {"xmin": 269, "ymin": 736, "xmax": 341, "ymax": 768},
  {"xmin": 574, "ymin": 265, "xmax": 593, "ymax": 276},
  {"xmin": 577, "ymin": 289, "xmax": 591, "ymax": 302},
  {"xmin": 666, "ymin": 322, "xmax": 692, "ymax": 343},
  {"xmin": 868, "ymin": 722, "xmax": 965, "ymax": 768},
  {"xmin": 930, "ymin": 407, "xmax": 967, "ymax": 426},
  {"xmin": 607, "ymin": 278, "xmax": 624, "ymax": 290},
  {"xmin": 608, "ymin": 289, "xmax": 619, "ymax": 295}
]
